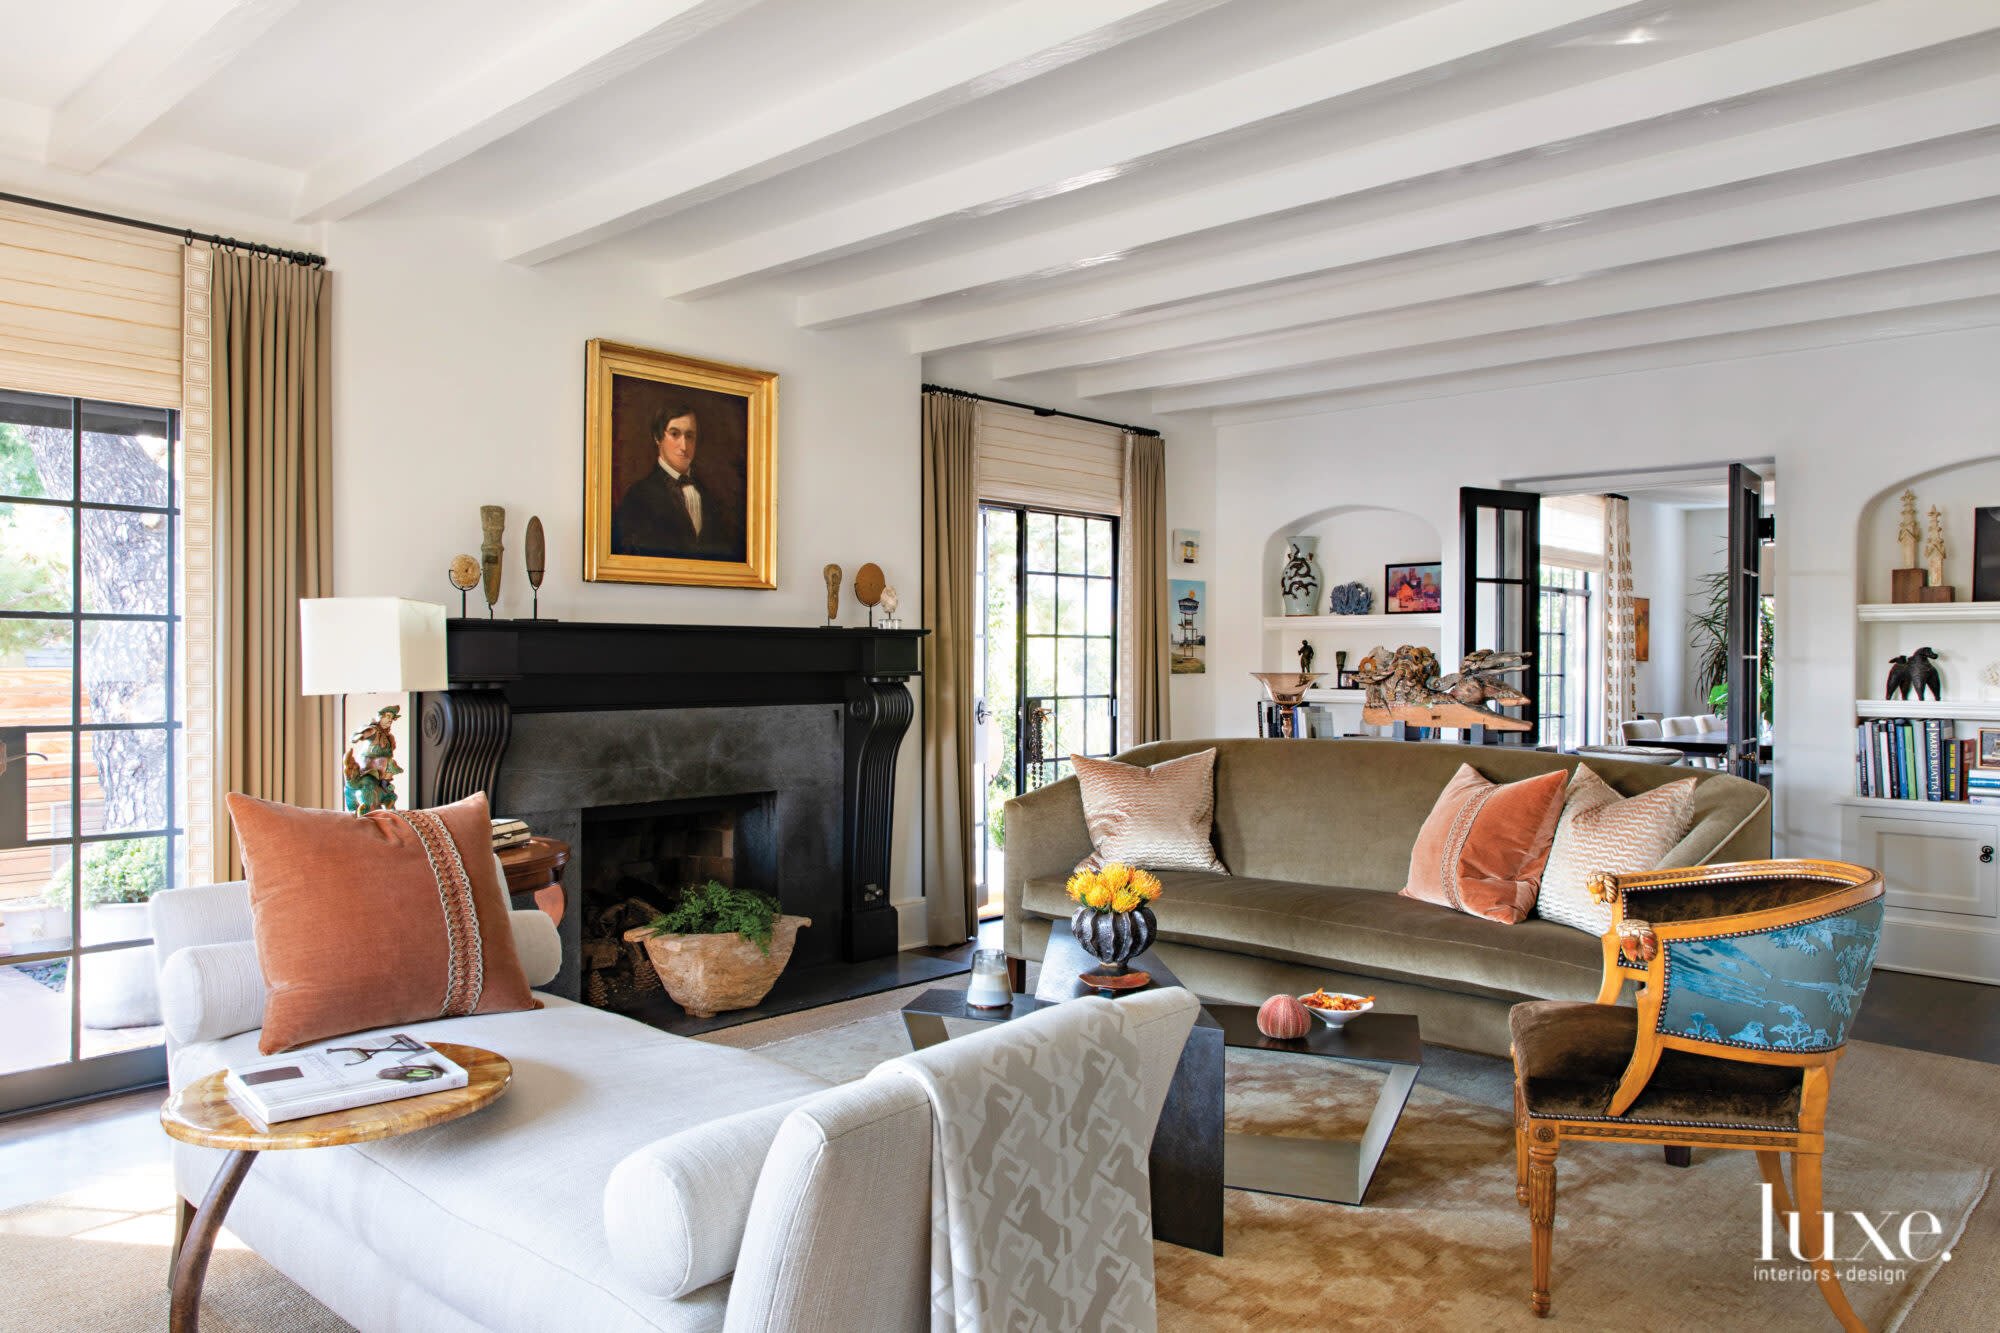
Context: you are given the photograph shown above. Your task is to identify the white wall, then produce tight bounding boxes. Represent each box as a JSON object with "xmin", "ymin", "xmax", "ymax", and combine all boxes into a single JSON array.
[
  {"xmin": 1626, "ymin": 498, "xmax": 1685, "ymax": 719},
  {"xmin": 322, "ymin": 218, "xmax": 932, "ymax": 942},
  {"xmin": 1679, "ymin": 506, "xmax": 1728, "ymax": 715},
  {"xmin": 1202, "ymin": 323, "xmax": 2000, "ymax": 864}
]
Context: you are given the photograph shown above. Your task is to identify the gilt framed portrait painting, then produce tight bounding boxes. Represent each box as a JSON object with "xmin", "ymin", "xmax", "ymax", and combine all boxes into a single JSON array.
[{"xmin": 583, "ymin": 339, "xmax": 776, "ymax": 589}]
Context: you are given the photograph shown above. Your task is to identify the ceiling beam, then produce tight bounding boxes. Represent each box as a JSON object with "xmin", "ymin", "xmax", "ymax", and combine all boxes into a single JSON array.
[
  {"xmin": 295, "ymin": 0, "xmax": 766, "ymax": 222},
  {"xmin": 988, "ymin": 147, "xmax": 2000, "ymax": 378},
  {"xmin": 799, "ymin": 0, "xmax": 2000, "ymax": 326},
  {"xmin": 645, "ymin": 0, "xmax": 1652, "ymax": 296},
  {"xmin": 45, "ymin": 0, "xmax": 301, "ymax": 173},
  {"xmin": 1076, "ymin": 203, "xmax": 2000, "ymax": 394},
  {"xmin": 1149, "ymin": 252, "xmax": 2000, "ymax": 412},
  {"xmin": 906, "ymin": 77, "xmax": 2000, "ymax": 355},
  {"xmin": 498, "ymin": 0, "xmax": 1230, "ymax": 265},
  {"xmin": 1204, "ymin": 296, "xmax": 2000, "ymax": 425}
]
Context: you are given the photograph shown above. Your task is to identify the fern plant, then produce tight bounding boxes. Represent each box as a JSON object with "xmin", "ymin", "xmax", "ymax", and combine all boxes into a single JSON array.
[
  {"xmin": 1688, "ymin": 556, "xmax": 1775, "ymax": 724},
  {"xmin": 649, "ymin": 880, "xmax": 782, "ymax": 955}
]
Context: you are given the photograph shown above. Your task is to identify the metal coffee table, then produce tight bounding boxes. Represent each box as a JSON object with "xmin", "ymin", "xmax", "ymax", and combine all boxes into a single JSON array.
[{"xmin": 900, "ymin": 932, "xmax": 1423, "ymax": 1254}]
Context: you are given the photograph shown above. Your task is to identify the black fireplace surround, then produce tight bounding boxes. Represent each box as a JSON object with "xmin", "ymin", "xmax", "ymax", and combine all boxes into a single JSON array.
[{"xmin": 415, "ymin": 620, "xmax": 925, "ymax": 1001}]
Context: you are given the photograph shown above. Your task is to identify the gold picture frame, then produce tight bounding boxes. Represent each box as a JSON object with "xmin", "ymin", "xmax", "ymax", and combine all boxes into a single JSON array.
[{"xmin": 583, "ymin": 338, "xmax": 777, "ymax": 589}]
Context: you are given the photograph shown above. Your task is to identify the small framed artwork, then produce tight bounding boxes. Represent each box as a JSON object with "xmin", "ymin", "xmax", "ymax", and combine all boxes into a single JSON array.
[
  {"xmin": 584, "ymin": 339, "xmax": 777, "ymax": 589},
  {"xmin": 1337, "ymin": 670, "xmax": 1360, "ymax": 690},
  {"xmin": 1170, "ymin": 579, "xmax": 1205, "ymax": 674},
  {"xmin": 1385, "ymin": 562, "xmax": 1442, "ymax": 614},
  {"xmin": 1975, "ymin": 508, "xmax": 2000, "ymax": 601},
  {"xmin": 1980, "ymin": 728, "xmax": 2000, "ymax": 766},
  {"xmin": 1173, "ymin": 529, "xmax": 1201, "ymax": 564},
  {"xmin": 1634, "ymin": 597, "xmax": 1651, "ymax": 662}
]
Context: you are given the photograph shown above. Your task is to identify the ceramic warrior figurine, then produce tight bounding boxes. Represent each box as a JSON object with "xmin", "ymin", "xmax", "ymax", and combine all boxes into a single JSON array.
[
  {"xmin": 343, "ymin": 705, "xmax": 404, "ymax": 814},
  {"xmin": 1925, "ymin": 505, "xmax": 1947, "ymax": 587},
  {"xmin": 1897, "ymin": 490, "xmax": 1921, "ymax": 569}
]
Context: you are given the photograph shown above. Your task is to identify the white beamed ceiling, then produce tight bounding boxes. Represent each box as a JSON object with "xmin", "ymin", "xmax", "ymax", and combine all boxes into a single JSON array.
[{"xmin": 3, "ymin": 0, "xmax": 1998, "ymax": 420}]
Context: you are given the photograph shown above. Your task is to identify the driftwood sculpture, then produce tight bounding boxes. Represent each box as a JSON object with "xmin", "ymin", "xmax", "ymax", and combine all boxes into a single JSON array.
[{"xmin": 1357, "ymin": 645, "xmax": 1532, "ymax": 731}]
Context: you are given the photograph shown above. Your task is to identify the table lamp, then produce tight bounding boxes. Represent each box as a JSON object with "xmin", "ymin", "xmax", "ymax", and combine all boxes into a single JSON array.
[{"xmin": 300, "ymin": 598, "xmax": 449, "ymax": 813}]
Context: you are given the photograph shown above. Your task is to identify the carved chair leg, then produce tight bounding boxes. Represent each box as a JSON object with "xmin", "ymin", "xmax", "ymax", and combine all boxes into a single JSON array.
[
  {"xmin": 1527, "ymin": 1125, "xmax": 1559, "ymax": 1318},
  {"xmin": 1794, "ymin": 1152, "xmax": 1868, "ymax": 1333},
  {"xmin": 1513, "ymin": 1072, "xmax": 1529, "ymax": 1206}
]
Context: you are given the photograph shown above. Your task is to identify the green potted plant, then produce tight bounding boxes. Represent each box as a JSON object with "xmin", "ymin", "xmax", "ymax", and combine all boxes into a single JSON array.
[{"xmin": 623, "ymin": 881, "xmax": 810, "ymax": 1018}]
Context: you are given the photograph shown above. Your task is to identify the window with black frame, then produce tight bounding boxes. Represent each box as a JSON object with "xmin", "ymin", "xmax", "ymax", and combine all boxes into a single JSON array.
[{"xmin": 0, "ymin": 388, "xmax": 178, "ymax": 1105}]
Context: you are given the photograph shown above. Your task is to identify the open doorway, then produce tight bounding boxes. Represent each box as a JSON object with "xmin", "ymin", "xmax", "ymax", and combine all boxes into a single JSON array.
[{"xmin": 1520, "ymin": 466, "xmax": 1774, "ymax": 781}]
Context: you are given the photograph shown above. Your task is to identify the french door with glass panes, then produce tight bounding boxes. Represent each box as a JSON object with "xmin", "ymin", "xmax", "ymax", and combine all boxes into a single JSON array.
[
  {"xmin": 0, "ymin": 389, "xmax": 179, "ymax": 1113},
  {"xmin": 971, "ymin": 505, "xmax": 1118, "ymax": 918}
]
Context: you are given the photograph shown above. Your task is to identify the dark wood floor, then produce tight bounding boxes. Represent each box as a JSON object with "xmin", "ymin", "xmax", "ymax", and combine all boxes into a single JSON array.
[{"xmin": 1851, "ymin": 966, "xmax": 2000, "ymax": 1065}]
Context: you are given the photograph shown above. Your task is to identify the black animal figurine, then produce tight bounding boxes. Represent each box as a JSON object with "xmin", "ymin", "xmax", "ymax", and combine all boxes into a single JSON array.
[{"xmin": 1886, "ymin": 648, "xmax": 1942, "ymax": 701}]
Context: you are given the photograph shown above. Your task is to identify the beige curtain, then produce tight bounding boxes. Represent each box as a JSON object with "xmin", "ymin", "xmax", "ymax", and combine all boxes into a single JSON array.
[
  {"xmin": 213, "ymin": 250, "xmax": 335, "ymax": 878},
  {"xmin": 921, "ymin": 391, "xmax": 978, "ymax": 946},
  {"xmin": 1118, "ymin": 432, "xmax": 1169, "ymax": 748},
  {"xmin": 1602, "ymin": 493, "xmax": 1637, "ymax": 742}
]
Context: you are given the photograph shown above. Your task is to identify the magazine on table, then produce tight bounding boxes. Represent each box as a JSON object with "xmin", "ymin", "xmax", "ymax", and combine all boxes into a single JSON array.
[{"xmin": 224, "ymin": 1033, "xmax": 467, "ymax": 1128}]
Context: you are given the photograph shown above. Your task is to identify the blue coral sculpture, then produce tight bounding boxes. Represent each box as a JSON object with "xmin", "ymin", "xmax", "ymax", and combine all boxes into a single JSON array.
[{"xmin": 1328, "ymin": 581, "xmax": 1373, "ymax": 615}]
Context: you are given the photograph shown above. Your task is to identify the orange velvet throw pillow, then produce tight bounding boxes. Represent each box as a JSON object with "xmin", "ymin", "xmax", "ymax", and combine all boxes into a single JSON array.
[
  {"xmin": 1400, "ymin": 764, "xmax": 1568, "ymax": 924},
  {"xmin": 227, "ymin": 791, "xmax": 540, "ymax": 1053}
]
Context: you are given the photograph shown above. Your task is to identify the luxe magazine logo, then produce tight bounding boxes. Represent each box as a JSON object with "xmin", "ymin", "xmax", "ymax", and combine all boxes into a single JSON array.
[{"xmin": 1753, "ymin": 1184, "xmax": 1952, "ymax": 1285}]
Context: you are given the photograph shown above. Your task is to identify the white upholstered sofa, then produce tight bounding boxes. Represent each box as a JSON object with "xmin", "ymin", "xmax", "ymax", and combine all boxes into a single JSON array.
[{"xmin": 151, "ymin": 881, "xmax": 1197, "ymax": 1333}]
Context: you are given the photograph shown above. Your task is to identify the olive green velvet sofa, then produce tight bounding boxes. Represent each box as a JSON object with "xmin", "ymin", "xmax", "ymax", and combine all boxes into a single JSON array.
[{"xmin": 1001, "ymin": 738, "xmax": 1772, "ymax": 1056}]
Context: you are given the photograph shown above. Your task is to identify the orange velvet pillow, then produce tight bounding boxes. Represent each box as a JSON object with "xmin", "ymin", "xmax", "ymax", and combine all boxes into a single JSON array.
[
  {"xmin": 227, "ymin": 791, "xmax": 540, "ymax": 1053},
  {"xmin": 1400, "ymin": 764, "xmax": 1568, "ymax": 924}
]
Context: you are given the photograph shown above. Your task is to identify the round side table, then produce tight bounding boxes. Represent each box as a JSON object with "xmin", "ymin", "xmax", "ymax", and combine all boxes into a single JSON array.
[
  {"xmin": 159, "ymin": 1042, "xmax": 511, "ymax": 1332},
  {"xmin": 498, "ymin": 836, "xmax": 570, "ymax": 925}
]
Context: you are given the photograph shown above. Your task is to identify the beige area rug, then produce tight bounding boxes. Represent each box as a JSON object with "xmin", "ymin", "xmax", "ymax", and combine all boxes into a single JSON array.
[
  {"xmin": 742, "ymin": 1011, "xmax": 1996, "ymax": 1333},
  {"xmin": 0, "ymin": 1161, "xmax": 350, "ymax": 1332}
]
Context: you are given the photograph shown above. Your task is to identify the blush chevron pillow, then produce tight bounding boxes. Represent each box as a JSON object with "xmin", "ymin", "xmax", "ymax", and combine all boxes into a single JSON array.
[
  {"xmin": 1070, "ymin": 749, "xmax": 1227, "ymax": 874},
  {"xmin": 227, "ymin": 791, "xmax": 539, "ymax": 1053},
  {"xmin": 1400, "ymin": 764, "xmax": 1568, "ymax": 924},
  {"xmin": 1535, "ymin": 766, "xmax": 1699, "ymax": 936}
]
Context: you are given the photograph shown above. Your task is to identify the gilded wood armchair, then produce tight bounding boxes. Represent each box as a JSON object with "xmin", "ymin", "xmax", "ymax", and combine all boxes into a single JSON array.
[{"xmin": 1510, "ymin": 859, "xmax": 1886, "ymax": 1331}]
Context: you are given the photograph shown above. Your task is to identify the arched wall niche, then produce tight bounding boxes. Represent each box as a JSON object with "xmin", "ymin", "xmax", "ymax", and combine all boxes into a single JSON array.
[
  {"xmin": 1858, "ymin": 455, "xmax": 2000, "ymax": 604},
  {"xmin": 1260, "ymin": 503, "xmax": 1442, "ymax": 617}
]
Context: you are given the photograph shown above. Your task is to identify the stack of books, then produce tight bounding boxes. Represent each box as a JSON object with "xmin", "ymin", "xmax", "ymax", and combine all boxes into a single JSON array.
[
  {"xmin": 492, "ymin": 818, "xmax": 532, "ymax": 851},
  {"xmin": 225, "ymin": 1034, "xmax": 469, "ymax": 1128},
  {"xmin": 1855, "ymin": 718, "xmax": 1997, "ymax": 802}
]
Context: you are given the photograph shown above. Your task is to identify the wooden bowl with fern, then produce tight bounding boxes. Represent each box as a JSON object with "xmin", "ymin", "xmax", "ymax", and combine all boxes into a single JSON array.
[{"xmin": 624, "ymin": 881, "xmax": 810, "ymax": 1018}]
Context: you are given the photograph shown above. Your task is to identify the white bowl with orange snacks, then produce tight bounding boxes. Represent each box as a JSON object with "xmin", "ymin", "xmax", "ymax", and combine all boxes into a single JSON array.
[{"xmin": 1299, "ymin": 989, "xmax": 1374, "ymax": 1028}]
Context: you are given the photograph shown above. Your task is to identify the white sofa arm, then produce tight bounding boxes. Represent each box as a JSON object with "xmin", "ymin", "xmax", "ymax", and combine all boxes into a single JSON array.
[
  {"xmin": 509, "ymin": 908, "xmax": 561, "ymax": 989},
  {"xmin": 159, "ymin": 939, "xmax": 266, "ymax": 1045},
  {"xmin": 723, "ymin": 1078, "xmax": 932, "ymax": 1333},
  {"xmin": 603, "ymin": 1092, "xmax": 819, "ymax": 1298}
]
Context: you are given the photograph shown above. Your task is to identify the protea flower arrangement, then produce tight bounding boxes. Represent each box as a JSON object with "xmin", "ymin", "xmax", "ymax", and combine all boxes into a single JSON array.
[{"xmin": 1066, "ymin": 862, "xmax": 1163, "ymax": 973}]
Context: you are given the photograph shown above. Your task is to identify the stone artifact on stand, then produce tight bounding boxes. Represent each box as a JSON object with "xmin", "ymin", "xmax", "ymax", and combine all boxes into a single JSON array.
[
  {"xmin": 1892, "ymin": 489, "xmax": 1926, "ymax": 603},
  {"xmin": 524, "ymin": 515, "xmax": 550, "ymax": 620},
  {"xmin": 447, "ymin": 554, "xmax": 479, "ymax": 619},
  {"xmin": 854, "ymin": 563, "xmax": 886, "ymax": 624},
  {"xmin": 822, "ymin": 563, "xmax": 842, "ymax": 625},
  {"xmin": 479, "ymin": 505, "xmax": 505, "ymax": 617},
  {"xmin": 1921, "ymin": 505, "xmax": 1954, "ymax": 602}
]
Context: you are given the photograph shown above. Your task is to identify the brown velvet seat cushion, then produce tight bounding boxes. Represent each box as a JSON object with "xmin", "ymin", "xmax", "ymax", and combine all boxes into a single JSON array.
[
  {"xmin": 1022, "ymin": 871, "xmax": 1605, "ymax": 1003},
  {"xmin": 229, "ymin": 791, "xmax": 540, "ymax": 1053},
  {"xmin": 1511, "ymin": 1000, "xmax": 1804, "ymax": 1130}
]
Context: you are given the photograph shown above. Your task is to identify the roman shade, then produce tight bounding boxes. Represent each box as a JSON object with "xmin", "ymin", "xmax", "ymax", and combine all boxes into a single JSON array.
[
  {"xmin": 0, "ymin": 199, "xmax": 184, "ymax": 408},
  {"xmin": 974, "ymin": 400, "xmax": 1123, "ymax": 515}
]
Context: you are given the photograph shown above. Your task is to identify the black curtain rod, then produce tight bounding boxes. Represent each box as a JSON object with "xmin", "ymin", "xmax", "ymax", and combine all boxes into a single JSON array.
[
  {"xmin": 0, "ymin": 191, "xmax": 326, "ymax": 268},
  {"xmin": 922, "ymin": 383, "xmax": 1160, "ymax": 437}
]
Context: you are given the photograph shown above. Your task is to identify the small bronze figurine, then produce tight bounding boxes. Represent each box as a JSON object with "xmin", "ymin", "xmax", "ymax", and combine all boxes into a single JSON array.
[{"xmin": 1297, "ymin": 639, "xmax": 1314, "ymax": 675}]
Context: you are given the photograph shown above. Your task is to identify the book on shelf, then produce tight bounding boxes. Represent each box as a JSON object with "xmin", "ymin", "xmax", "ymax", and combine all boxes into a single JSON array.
[
  {"xmin": 1855, "ymin": 717, "xmax": 1964, "ymax": 802},
  {"xmin": 224, "ymin": 1033, "xmax": 468, "ymax": 1129}
]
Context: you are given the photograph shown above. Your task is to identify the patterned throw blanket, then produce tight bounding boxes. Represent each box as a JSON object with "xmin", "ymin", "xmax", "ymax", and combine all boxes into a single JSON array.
[{"xmin": 870, "ymin": 995, "xmax": 1158, "ymax": 1333}]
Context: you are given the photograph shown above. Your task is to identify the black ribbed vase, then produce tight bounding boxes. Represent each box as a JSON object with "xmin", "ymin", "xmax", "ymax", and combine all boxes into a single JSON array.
[{"xmin": 1070, "ymin": 905, "xmax": 1157, "ymax": 974}]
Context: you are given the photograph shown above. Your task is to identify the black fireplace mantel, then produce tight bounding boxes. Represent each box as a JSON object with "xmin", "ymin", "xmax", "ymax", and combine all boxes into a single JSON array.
[{"xmin": 416, "ymin": 619, "xmax": 927, "ymax": 962}]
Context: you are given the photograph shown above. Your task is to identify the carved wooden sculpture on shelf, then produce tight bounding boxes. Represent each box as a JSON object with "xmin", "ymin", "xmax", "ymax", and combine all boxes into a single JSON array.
[
  {"xmin": 479, "ymin": 505, "xmax": 505, "ymax": 617},
  {"xmin": 1356, "ymin": 645, "xmax": 1532, "ymax": 731},
  {"xmin": 1921, "ymin": 506, "xmax": 1954, "ymax": 602},
  {"xmin": 524, "ymin": 516, "xmax": 548, "ymax": 619},
  {"xmin": 822, "ymin": 563, "xmax": 842, "ymax": 624}
]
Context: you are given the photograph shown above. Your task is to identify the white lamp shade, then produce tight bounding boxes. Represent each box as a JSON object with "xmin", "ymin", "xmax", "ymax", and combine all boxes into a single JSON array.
[{"xmin": 299, "ymin": 598, "xmax": 449, "ymax": 696}]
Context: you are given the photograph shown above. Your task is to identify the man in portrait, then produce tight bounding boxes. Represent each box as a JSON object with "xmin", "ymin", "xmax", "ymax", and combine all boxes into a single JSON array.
[{"xmin": 610, "ymin": 401, "xmax": 744, "ymax": 561}]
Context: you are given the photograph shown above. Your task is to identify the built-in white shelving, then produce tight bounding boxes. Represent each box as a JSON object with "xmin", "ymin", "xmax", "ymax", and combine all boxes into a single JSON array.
[
  {"xmin": 1301, "ymin": 688, "xmax": 1367, "ymax": 704},
  {"xmin": 1262, "ymin": 613, "xmax": 1441, "ymax": 631},
  {"xmin": 1857, "ymin": 602, "xmax": 2000, "ymax": 623},
  {"xmin": 1834, "ymin": 794, "xmax": 1998, "ymax": 818},
  {"xmin": 1853, "ymin": 698, "xmax": 2000, "ymax": 721}
]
